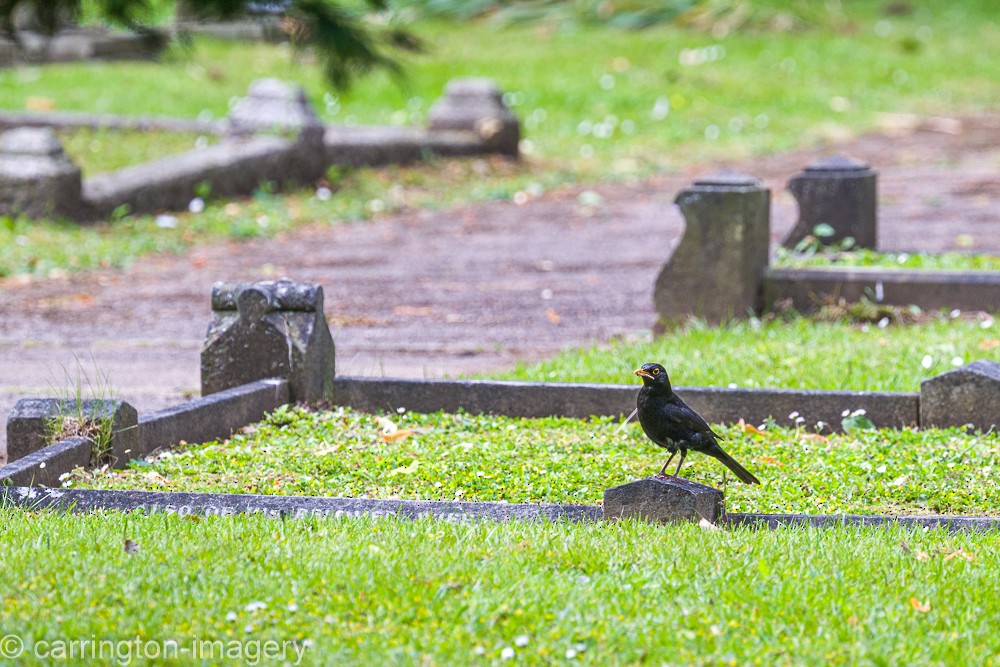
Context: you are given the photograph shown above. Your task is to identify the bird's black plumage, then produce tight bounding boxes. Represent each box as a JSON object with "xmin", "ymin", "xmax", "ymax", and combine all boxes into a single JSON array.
[{"xmin": 633, "ymin": 362, "xmax": 760, "ymax": 485}]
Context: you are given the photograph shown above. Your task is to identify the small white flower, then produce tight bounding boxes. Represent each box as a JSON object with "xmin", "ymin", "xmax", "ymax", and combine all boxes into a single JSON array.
[
  {"xmin": 950, "ymin": 308, "xmax": 962, "ymax": 319},
  {"xmin": 226, "ymin": 611, "xmax": 238, "ymax": 622},
  {"xmin": 501, "ymin": 647, "xmax": 515, "ymax": 660},
  {"xmin": 842, "ymin": 409, "xmax": 851, "ymax": 417},
  {"xmin": 473, "ymin": 646, "xmax": 485, "ymax": 656},
  {"xmin": 788, "ymin": 411, "xmax": 800, "ymax": 420},
  {"xmin": 514, "ymin": 635, "xmax": 529, "ymax": 647},
  {"xmin": 39, "ymin": 462, "xmax": 45, "ymax": 469},
  {"xmin": 188, "ymin": 197, "xmax": 205, "ymax": 214},
  {"xmin": 566, "ymin": 649, "xmax": 578, "ymax": 659},
  {"xmin": 981, "ymin": 318, "xmax": 994, "ymax": 329},
  {"xmin": 877, "ymin": 317, "xmax": 890, "ymax": 329},
  {"xmin": 244, "ymin": 624, "xmax": 254, "ymax": 634},
  {"xmin": 156, "ymin": 214, "xmax": 179, "ymax": 229},
  {"xmin": 244, "ymin": 600, "xmax": 267, "ymax": 612},
  {"xmin": 288, "ymin": 602, "xmax": 299, "ymax": 612},
  {"xmin": 397, "ymin": 407, "xmax": 406, "ymax": 414},
  {"xmin": 921, "ymin": 355, "xmax": 933, "ymax": 370},
  {"xmin": 315, "ymin": 186, "xmax": 333, "ymax": 201},
  {"xmin": 851, "ymin": 409, "xmax": 867, "ymax": 417},
  {"xmin": 952, "ymin": 356, "xmax": 965, "ymax": 367}
]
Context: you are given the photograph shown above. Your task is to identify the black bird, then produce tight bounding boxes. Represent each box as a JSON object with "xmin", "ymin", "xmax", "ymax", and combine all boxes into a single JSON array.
[{"xmin": 633, "ymin": 362, "xmax": 760, "ymax": 484}]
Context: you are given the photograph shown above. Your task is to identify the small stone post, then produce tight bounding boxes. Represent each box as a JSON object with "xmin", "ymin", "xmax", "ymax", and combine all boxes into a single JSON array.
[
  {"xmin": 427, "ymin": 78, "xmax": 520, "ymax": 157},
  {"xmin": 603, "ymin": 476, "xmax": 724, "ymax": 524},
  {"xmin": 920, "ymin": 359, "xmax": 1000, "ymax": 430},
  {"xmin": 653, "ymin": 172, "xmax": 770, "ymax": 325},
  {"xmin": 782, "ymin": 155, "xmax": 877, "ymax": 250},
  {"xmin": 4, "ymin": 398, "xmax": 139, "ymax": 468},
  {"xmin": 0, "ymin": 127, "xmax": 83, "ymax": 220},
  {"xmin": 201, "ymin": 279, "xmax": 336, "ymax": 403},
  {"xmin": 225, "ymin": 78, "xmax": 326, "ymax": 182}
]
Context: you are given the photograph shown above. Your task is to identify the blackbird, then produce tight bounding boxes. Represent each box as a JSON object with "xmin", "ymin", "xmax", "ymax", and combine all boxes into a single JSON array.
[{"xmin": 633, "ymin": 362, "xmax": 760, "ymax": 484}]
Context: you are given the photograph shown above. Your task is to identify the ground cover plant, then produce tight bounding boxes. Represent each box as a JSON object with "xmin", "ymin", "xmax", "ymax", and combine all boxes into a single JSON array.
[
  {"xmin": 1, "ymin": 0, "xmax": 999, "ymax": 276},
  {"xmin": 67, "ymin": 404, "xmax": 1000, "ymax": 517},
  {"xmin": 2, "ymin": 507, "xmax": 998, "ymax": 665}
]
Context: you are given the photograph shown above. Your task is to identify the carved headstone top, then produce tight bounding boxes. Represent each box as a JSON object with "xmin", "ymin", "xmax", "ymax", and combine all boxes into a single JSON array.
[
  {"xmin": 210, "ymin": 279, "xmax": 323, "ymax": 313},
  {"xmin": 803, "ymin": 154, "xmax": 872, "ymax": 174},
  {"xmin": 427, "ymin": 78, "xmax": 520, "ymax": 157},
  {"xmin": 692, "ymin": 171, "xmax": 763, "ymax": 188},
  {"xmin": 226, "ymin": 78, "xmax": 323, "ymax": 139}
]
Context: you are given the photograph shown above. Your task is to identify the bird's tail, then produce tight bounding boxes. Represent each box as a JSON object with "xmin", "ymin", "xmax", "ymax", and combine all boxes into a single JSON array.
[{"xmin": 709, "ymin": 446, "xmax": 760, "ymax": 485}]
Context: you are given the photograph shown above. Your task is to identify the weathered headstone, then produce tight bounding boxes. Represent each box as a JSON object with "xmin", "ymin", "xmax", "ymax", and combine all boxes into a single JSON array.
[
  {"xmin": 920, "ymin": 359, "xmax": 1000, "ymax": 430},
  {"xmin": 201, "ymin": 279, "xmax": 336, "ymax": 403},
  {"xmin": 4, "ymin": 398, "xmax": 138, "ymax": 468},
  {"xmin": 427, "ymin": 78, "xmax": 520, "ymax": 157},
  {"xmin": 653, "ymin": 172, "xmax": 770, "ymax": 325},
  {"xmin": 783, "ymin": 155, "xmax": 877, "ymax": 250},
  {"xmin": 603, "ymin": 476, "xmax": 724, "ymax": 524},
  {"xmin": 226, "ymin": 78, "xmax": 324, "ymax": 142},
  {"xmin": 0, "ymin": 127, "xmax": 83, "ymax": 220}
]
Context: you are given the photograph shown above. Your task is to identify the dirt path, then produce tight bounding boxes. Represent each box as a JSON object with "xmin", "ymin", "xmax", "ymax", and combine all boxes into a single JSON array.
[{"xmin": 2, "ymin": 113, "xmax": 999, "ymax": 455}]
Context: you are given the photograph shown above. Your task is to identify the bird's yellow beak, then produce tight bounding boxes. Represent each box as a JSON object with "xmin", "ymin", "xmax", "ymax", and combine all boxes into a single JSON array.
[{"xmin": 633, "ymin": 367, "xmax": 652, "ymax": 379}]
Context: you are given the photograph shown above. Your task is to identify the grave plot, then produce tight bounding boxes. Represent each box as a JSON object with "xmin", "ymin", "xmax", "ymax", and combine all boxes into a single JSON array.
[{"xmin": 60, "ymin": 405, "xmax": 1000, "ymax": 518}]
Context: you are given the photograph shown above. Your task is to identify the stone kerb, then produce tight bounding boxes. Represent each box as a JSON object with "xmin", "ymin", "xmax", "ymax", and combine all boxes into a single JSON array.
[
  {"xmin": 653, "ymin": 172, "xmax": 771, "ymax": 324},
  {"xmin": 920, "ymin": 359, "xmax": 1000, "ymax": 430},
  {"xmin": 4, "ymin": 398, "xmax": 138, "ymax": 468},
  {"xmin": 202, "ymin": 279, "xmax": 336, "ymax": 403},
  {"xmin": 783, "ymin": 155, "xmax": 878, "ymax": 250},
  {"xmin": 427, "ymin": 78, "xmax": 520, "ymax": 157},
  {"xmin": 0, "ymin": 127, "xmax": 83, "ymax": 220},
  {"xmin": 603, "ymin": 476, "xmax": 724, "ymax": 524}
]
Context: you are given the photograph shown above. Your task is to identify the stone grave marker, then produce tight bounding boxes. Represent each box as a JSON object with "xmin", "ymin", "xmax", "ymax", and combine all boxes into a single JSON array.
[
  {"xmin": 428, "ymin": 78, "xmax": 520, "ymax": 157},
  {"xmin": 5, "ymin": 398, "xmax": 138, "ymax": 468},
  {"xmin": 783, "ymin": 154, "xmax": 878, "ymax": 250},
  {"xmin": 201, "ymin": 279, "xmax": 336, "ymax": 403},
  {"xmin": 0, "ymin": 127, "xmax": 82, "ymax": 220},
  {"xmin": 920, "ymin": 359, "xmax": 1000, "ymax": 430},
  {"xmin": 653, "ymin": 172, "xmax": 770, "ymax": 324},
  {"xmin": 603, "ymin": 476, "xmax": 724, "ymax": 524}
]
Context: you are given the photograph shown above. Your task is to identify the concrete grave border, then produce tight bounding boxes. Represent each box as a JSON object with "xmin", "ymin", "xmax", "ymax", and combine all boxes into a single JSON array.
[{"xmin": 3, "ymin": 486, "xmax": 999, "ymax": 534}]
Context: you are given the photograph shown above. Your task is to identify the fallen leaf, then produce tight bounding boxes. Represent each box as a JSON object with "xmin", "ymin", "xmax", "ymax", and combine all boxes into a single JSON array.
[
  {"xmin": 698, "ymin": 518, "xmax": 719, "ymax": 531},
  {"xmin": 546, "ymin": 308, "xmax": 561, "ymax": 325},
  {"xmin": 909, "ymin": 597, "xmax": 931, "ymax": 613},
  {"xmin": 800, "ymin": 433, "xmax": 829, "ymax": 443},
  {"xmin": 26, "ymin": 96, "xmax": 55, "ymax": 111},
  {"xmin": 736, "ymin": 419, "xmax": 766, "ymax": 436},
  {"xmin": 374, "ymin": 416, "xmax": 397, "ymax": 434},
  {"xmin": 388, "ymin": 459, "xmax": 420, "ymax": 476},
  {"xmin": 760, "ymin": 455, "xmax": 782, "ymax": 466},
  {"xmin": 944, "ymin": 548, "xmax": 975, "ymax": 562},
  {"xmin": 978, "ymin": 339, "xmax": 1000, "ymax": 350},
  {"xmin": 381, "ymin": 428, "xmax": 416, "ymax": 443},
  {"xmin": 847, "ymin": 615, "xmax": 859, "ymax": 627}
]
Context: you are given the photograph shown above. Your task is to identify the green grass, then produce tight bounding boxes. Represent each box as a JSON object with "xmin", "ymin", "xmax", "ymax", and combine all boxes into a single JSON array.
[
  {"xmin": 56, "ymin": 128, "xmax": 220, "ymax": 175},
  {"xmin": 494, "ymin": 316, "xmax": 1000, "ymax": 392},
  {"xmin": 68, "ymin": 405, "xmax": 1000, "ymax": 516},
  {"xmin": 2, "ymin": 508, "xmax": 999, "ymax": 665},
  {"xmin": 774, "ymin": 248, "xmax": 1000, "ymax": 272},
  {"xmin": 2, "ymin": 1, "xmax": 1000, "ymax": 276}
]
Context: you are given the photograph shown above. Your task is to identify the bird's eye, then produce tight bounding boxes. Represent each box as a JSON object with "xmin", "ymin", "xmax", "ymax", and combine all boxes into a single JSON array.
[{"xmin": 651, "ymin": 368, "xmax": 660, "ymax": 375}]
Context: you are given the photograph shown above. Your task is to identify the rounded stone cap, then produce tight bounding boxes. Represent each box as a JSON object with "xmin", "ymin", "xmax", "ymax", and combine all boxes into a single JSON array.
[
  {"xmin": 804, "ymin": 154, "xmax": 871, "ymax": 173},
  {"xmin": 0, "ymin": 127, "xmax": 66, "ymax": 157},
  {"xmin": 692, "ymin": 171, "xmax": 763, "ymax": 188},
  {"xmin": 212, "ymin": 279, "xmax": 323, "ymax": 313}
]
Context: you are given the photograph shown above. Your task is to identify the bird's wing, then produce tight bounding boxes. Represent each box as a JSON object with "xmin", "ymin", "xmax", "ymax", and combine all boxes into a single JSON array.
[{"xmin": 667, "ymin": 398, "xmax": 723, "ymax": 439}]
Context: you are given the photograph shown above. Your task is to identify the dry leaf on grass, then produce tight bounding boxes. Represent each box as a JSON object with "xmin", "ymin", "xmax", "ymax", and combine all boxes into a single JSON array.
[{"xmin": 909, "ymin": 597, "xmax": 931, "ymax": 613}]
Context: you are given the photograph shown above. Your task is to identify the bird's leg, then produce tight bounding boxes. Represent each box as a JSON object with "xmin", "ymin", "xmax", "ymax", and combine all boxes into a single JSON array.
[
  {"xmin": 657, "ymin": 451, "xmax": 676, "ymax": 477},
  {"xmin": 672, "ymin": 450, "xmax": 686, "ymax": 479}
]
